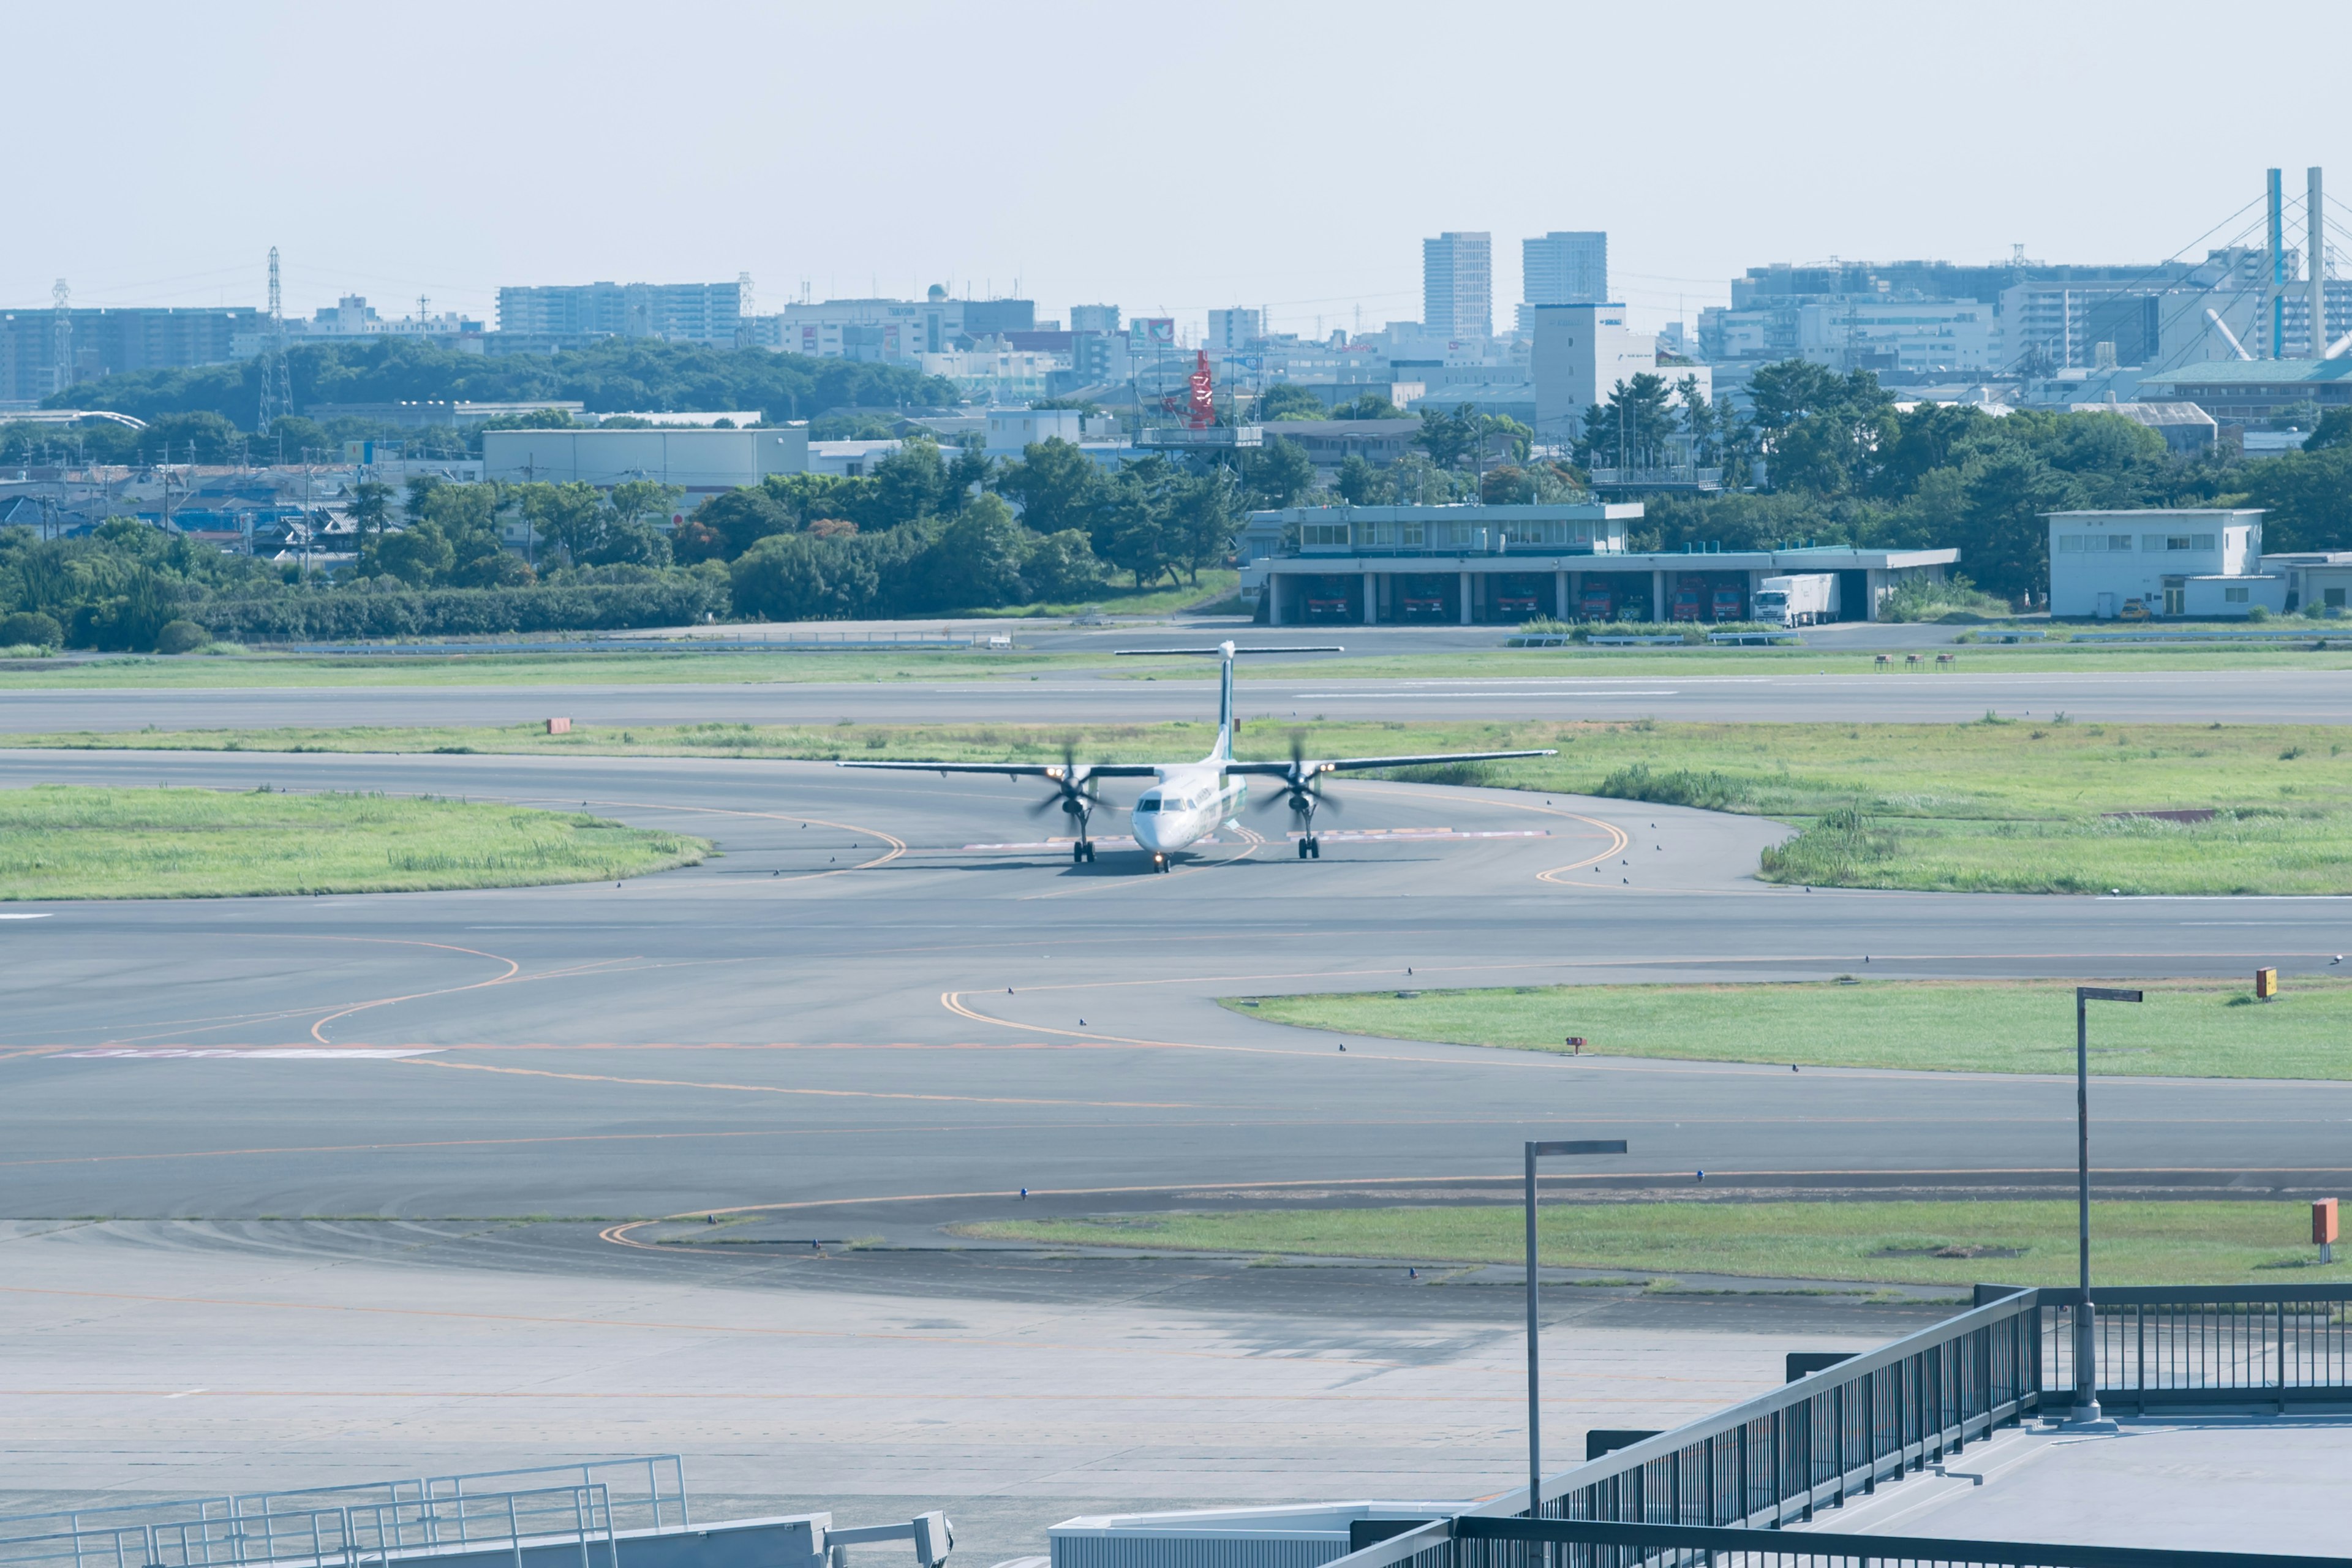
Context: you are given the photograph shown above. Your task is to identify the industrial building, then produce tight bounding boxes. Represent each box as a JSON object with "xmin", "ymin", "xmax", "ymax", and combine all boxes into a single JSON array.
[
  {"xmin": 1240, "ymin": 502, "xmax": 1955, "ymax": 625},
  {"xmin": 480, "ymin": 425, "xmax": 808, "ymax": 497},
  {"xmin": 2045, "ymin": 508, "xmax": 2276, "ymax": 617}
]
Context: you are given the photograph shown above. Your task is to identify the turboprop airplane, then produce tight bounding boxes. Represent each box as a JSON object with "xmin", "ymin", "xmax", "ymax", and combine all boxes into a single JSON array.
[{"xmin": 837, "ymin": 641, "xmax": 1555, "ymax": 872}]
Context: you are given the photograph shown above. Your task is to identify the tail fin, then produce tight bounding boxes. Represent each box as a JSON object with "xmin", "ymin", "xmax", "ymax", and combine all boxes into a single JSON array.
[{"xmin": 1215, "ymin": 641, "xmax": 1236, "ymax": 760}]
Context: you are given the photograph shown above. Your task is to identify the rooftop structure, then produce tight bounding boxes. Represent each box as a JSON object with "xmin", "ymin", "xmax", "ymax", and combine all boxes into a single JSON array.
[
  {"xmin": 2066, "ymin": 399, "xmax": 2218, "ymax": 451},
  {"xmin": 1053, "ymin": 1282, "xmax": 2352, "ymax": 1564},
  {"xmin": 2133, "ymin": 358, "xmax": 2352, "ymax": 421}
]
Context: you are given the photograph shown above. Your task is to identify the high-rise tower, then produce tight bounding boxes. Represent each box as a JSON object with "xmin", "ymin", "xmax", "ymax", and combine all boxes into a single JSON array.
[{"xmin": 1422, "ymin": 232, "xmax": 1493, "ymax": 341}]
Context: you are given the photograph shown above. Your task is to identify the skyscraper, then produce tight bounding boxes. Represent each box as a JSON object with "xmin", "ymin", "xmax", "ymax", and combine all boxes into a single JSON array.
[
  {"xmin": 1422, "ymin": 232, "xmax": 1493, "ymax": 341},
  {"xmin": 1523, "ymin": 232, "xmax": 1608, "ymax": 307}
]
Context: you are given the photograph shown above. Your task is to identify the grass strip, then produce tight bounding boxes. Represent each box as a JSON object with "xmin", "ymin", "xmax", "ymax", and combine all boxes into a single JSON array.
[
  {"xmin": 0, "ymin": 785, "xmax": 706, "ymax": 899},
  {"xmin": 18, "ymin": 716, "xmax": 2352, "ymax": 895},
  {"xmin": 957, "ymin": 1200, "xmax": 2352, "ymax": 1288},
  {"xmin": 8, "ymin": 639, "xmax": 2352, "ymax": 690},
  {"xmin": 1227, "ymin": 978, "xmax": 2352, "ymax": 1080}
]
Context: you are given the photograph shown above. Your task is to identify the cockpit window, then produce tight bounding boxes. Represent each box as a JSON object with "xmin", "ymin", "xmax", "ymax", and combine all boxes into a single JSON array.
[{"xmin": 1134, "ymin": 798, "xmax": 1159, "ymax": 813}]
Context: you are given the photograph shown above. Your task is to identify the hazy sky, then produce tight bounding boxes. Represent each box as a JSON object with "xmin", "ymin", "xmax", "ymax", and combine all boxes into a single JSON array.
[{"xmin": 11, "ymin": 1, "xmax": 2351, "ymax": 341}]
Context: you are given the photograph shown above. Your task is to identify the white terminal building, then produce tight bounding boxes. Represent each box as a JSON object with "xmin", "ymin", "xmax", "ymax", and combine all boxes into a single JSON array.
[
  {"xmin": 2045, "ymin": 508, "xmax": 2278, "ymax": 617},
  {"xmin": 1239, "ymin": 502, "xmax": 1956, "ymax": 625}
]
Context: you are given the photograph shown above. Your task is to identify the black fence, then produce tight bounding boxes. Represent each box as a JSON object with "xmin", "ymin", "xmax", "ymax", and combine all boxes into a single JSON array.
[{"xmin": 1315, "ymin": 1284, "xmax": 2352, "ymax": 1568}]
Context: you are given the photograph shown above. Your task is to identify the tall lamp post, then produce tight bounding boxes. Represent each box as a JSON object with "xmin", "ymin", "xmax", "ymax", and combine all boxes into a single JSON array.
[
  {"xmin": 2071, "ymin": 986, "xmax": 2141, "ymax": 1423},
  {"xmin": 1525, "ymin": 1138, "xmax": 1629, "ymax": 1515}
]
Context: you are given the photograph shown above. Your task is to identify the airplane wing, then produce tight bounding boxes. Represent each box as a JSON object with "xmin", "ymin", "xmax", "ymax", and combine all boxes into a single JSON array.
[
  {"xmin": 834, "ymin": 761, "xmax": 1164, "ymax": 778},
  {"xmin": 1224, "ymin": 748, "xmax": 1555, "ymax": 776}
]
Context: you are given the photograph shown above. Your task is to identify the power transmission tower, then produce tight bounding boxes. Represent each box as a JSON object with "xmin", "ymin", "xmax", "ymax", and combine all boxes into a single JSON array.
[
  {"xmin": 50, "ymin": 279, "xmax": 72, "ymax": 395},
  {"xmin": 257, "ymin": 247, "xmax": 294, "ymax": 433},
  {"xmin": 736, "ymin": 271, "xmax": 755, "ymax": 347}
]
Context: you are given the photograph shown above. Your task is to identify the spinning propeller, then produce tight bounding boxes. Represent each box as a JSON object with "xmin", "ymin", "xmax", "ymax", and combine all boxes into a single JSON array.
[
  {"xmin": 1028, "ymin": 739, "xmax": 1102, "ymax": 831},
  {"xmin": 1254, "ymin": 732, "xmax": 1344, "ymax": 830}
]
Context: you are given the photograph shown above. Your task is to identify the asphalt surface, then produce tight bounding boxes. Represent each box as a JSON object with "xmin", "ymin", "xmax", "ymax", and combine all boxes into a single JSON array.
[
  {"xmin": 9, "ymin": 662, "xmax": 2352, "ymax": 732},
  {"xmin": 6, "ymin": 747, "xmax": 2351, "ymax": 1227}
]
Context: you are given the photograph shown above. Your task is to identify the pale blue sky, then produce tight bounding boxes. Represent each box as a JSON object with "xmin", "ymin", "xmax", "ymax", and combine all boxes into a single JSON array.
[{"xmin": 10, "ymin": 0, "xmax": 2348, "ymax": 342}]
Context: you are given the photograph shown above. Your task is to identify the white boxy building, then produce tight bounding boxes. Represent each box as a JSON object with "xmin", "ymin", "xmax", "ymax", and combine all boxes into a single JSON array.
[
  {"xmin": 2045, "ymin": 508, "xmax": 2279, "ymax": 617},
  {"xmin": 481, "ymin": 426, "xmax": 809, "ymax": 500}
]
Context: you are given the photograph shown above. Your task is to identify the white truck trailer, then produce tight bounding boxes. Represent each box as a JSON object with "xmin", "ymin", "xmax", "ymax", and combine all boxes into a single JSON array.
[{"xmin": 1751, "ymin": 573, "xmax": 1839, "ymax": 627}]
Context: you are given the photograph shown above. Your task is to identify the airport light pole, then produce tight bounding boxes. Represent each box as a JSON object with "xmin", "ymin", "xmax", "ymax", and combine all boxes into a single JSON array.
[
  {"xmin": 2072, "ymin": 986, "xmax": 2141, "ymax": 1422},
  {"xmin": 1525, "ymin": 1138, "xmax": 1629, "ymax": 1518}
]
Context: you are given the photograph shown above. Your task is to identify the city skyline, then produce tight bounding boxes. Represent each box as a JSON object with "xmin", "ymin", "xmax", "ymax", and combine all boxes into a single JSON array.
[{"xmin": 6, "ymin": 1, "xmax": 2350, "ymax": 345}]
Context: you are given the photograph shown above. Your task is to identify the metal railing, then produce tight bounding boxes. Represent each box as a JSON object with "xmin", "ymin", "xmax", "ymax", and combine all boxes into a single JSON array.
[
  {"xmin": 0, "ymin": 1485, "xmax": 617, "ymax": 1568},
  {"xmin": 0, "ymin": 1458, "xmax": 686, "ymax": 1568},
  {"xmin": 1483, "ymin": 1288, "xmax": 2041, "ymax": 1538},
  {"xmin": 1450, "ymin": 1515, "xmax": 2352, "ymax": 1567},
  {"xmin": 1298, "ymin": 1286, "xmax": 2352, "ymax": 1568},
  {"xmin": 2037, "ymin": 1285, "xmax": 2352, "ymax": 1413}
]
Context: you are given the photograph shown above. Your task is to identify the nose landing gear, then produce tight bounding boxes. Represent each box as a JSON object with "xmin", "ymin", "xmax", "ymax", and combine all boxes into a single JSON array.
[
  {"xmin": 1296, "ymin": 837, "xmax": 1321, "ymax": 860},
  {"xmin": 1071, "ymin": 839, "xmax": 1095, "ymax": 864},
  {"xmin": 1152, "ymin": 853, "xmax": 1169, "ymax": 874}
]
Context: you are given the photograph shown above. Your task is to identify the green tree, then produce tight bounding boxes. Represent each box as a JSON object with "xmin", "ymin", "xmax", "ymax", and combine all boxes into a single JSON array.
[
  {"xmin": 993, "ymin": 438, "xmax": 1104, "ymax": 535},
  {"xmin": 1101, "ymin": 456, "xmax": 1179, "ymax": 588},
  {"xmin": 1020, "ymin": 529, "xmax": 1104, "ymax": 602},
  {"xmin": 347, "ymin": 480, "xmax": 394, "ymax": 556},
  {"xmin": 2244, "ymin": 444, "xmax": 2352, "ymax": 552},
  {"xmin": 920, "ymin": 494, "xmax": 1030, "ymax": 607},
  {"xmin": 870, "ymin": 438, "xmax": 948, "ymax": 527},
  {"xmin": 376, "ymin": 520, "xmax": 455, "ymax": 586},
  {"xmin": 1330, "ymin": 393, "xmax": 1407, "ymax": 420},
  {"xmin": 1243, "ymin": 435, "xmax": 1318, "ymax": 510},
  {"xmin": 1168, "ymin": 470, "xmax": 1240, "ymax": 583},
  {"xmin": 1254, "ymin": 383, "xmax": 1328, "ymax": 421},
  {"xmin": 1576, "ymin": 374, "xmax": 1680, "ymax": 470},
  {"xmin": 1334, "ymin": 453, "xmax": 1387, "ymax": 505},
  {"xmin": 695, "ymin": 487, "xmax": 798, "ymax": 559},
  {"xmin": 517, "ymin": 481, "xmax": 608, "ymax": 564},
  {"xmin": 1415, "ymin": 404, "xmax": 1482, "ymax": 470}
]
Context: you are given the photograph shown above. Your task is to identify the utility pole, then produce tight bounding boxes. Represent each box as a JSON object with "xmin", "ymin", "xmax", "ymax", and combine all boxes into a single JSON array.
[
  {"xmin": 1524, "ymin": 1137, "xmax": 1630, "ymax": 1514},
  {"xmin": 2070, "ymin": 986, "xmax": 2143, "ymax": 1425}
]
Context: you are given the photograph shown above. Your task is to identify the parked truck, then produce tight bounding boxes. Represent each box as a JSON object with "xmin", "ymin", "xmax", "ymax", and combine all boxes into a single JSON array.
[{"xmin": 1751, "ymin": 573, "xmax": 1839, "ymax": 627}]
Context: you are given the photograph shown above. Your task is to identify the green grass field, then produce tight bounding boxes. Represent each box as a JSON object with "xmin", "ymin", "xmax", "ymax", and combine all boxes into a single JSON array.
[
  {"xmin": 962, "ymin": 569, "xmax": 1240, "ymax": 617},
  {"xmin": 0, "ymin": 785, "xmax": 707, "ymax": 899},
  {"xmin": 8, "ymin": 637, "xmax": 2352, "ymax": 690},
  {"xmin": 959, "ymin": 1199, "xmax": 2349, "ymax": 1288},
  {"xmin": 23, "ymin": 715, "xmax": 2352, "ymax": 895},
  {"xmin": 1227, "ymin": 978, "xmax": 2352, "ymax": 1079}
]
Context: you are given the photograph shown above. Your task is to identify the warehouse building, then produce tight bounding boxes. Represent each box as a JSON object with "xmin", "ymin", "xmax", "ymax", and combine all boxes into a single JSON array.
[
  {"xmin": 481, "ymin": 425, "xmax": 809, "ymax": 497},
  {"xmin": 1240, "ymin": 503, "xmax": 1956, "ymax": 625}
]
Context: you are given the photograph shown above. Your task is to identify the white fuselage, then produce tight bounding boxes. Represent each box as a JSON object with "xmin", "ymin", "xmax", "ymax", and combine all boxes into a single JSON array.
[{"xmin": 1129, "ymin": 769, "xmax": 1247, "ymax": 854}]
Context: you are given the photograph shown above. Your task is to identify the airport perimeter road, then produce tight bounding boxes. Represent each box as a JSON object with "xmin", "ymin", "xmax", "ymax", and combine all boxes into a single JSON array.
[
  {"xmin": 4, "ymin": 748, "xmax": 2351, "ymax": 1224},
  {"xmin": 4, "ymin": 662, "xmax": 2351, "ymax": 733}
]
